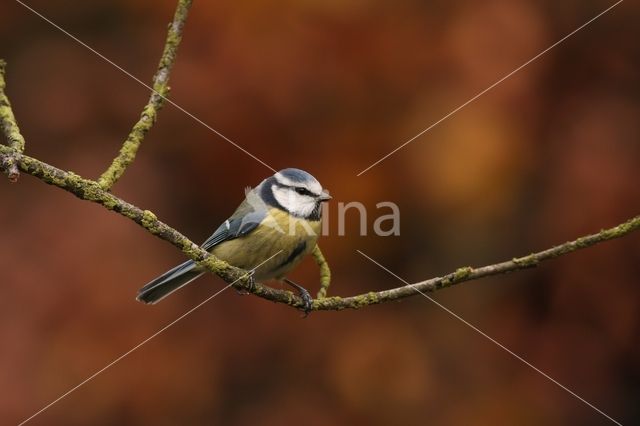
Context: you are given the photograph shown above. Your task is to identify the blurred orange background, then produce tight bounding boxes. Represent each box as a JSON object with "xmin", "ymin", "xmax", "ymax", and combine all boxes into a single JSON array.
[{"xmin": 1, "ymin": 0, "xmax": 639, "ymax": 424}]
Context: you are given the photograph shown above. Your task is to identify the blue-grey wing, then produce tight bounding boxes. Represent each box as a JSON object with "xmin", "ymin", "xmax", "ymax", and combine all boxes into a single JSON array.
[{"xmin": 201, "ymin": 195, "xmax": 267, "ymax": 251}]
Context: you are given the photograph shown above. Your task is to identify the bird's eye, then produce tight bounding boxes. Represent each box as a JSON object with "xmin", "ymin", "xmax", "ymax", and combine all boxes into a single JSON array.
[{"xmin": 295, "ymin": 187, "xmax": 310, "ymax": 196}]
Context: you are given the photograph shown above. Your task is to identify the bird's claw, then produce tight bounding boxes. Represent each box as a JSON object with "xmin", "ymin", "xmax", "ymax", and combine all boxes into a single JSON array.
[
  {"xmin": 235, "ymin": 270, "xmax": 256, "ymax": 295},
  {"xmin": 247, "ymin": 272, "xmax": 256, "ymax": 292},
  {"xmin": 298, "ymin": 287, "xmax": 313, "ymax": 318},
  {"xmin": 284, "ymin": 278, "xmax": 313, "ymax": 317}
]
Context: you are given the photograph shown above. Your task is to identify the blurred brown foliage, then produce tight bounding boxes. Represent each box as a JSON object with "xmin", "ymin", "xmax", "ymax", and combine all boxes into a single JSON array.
[{"xmin": 1, "ymin": 0, "xmax": 639, "ymax": 425}]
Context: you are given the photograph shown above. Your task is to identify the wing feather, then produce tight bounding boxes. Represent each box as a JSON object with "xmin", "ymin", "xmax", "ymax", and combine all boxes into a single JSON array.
[{"xmin": 201, "ymin": 190, "xmax": 268, "ymax": 251}]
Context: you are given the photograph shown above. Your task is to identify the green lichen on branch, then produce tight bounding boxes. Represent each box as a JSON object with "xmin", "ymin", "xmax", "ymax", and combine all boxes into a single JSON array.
[
  {"xmin": 454, "ymin": 266, "xmax": 474, "ymax": 280},
  {"xmin": 1, "ymin": 147, "xmax": 227, "ymax": 271},
  {"xmin": 0, "ymin": 60, "xmax": 26, "ymax": 182},
  {"xmin": 312, "ymin": 215, "xmax": 640, "ymax": 311},
  {"xmin": 438, "ymin": 266, "xmax": 475, "ymax": 287},
  {"xmin": 97, "ymin": 0, "xmax": 193, "ymax": 190},
  {"xmin": 512, "ymin": 254, "xmax": 538, "ymax": 267},
  {"xmin": 312, "ymin": 244, "xmax": 332, "ymax": 298},
  {"xmin": 141, "ymin": 210, "xmax": 159, "ymax": 231},
  {"xmin": 2, "ymin": 56, "xmax": 640, "ymax": 313},
  {"xmin": 3, "ymin": 143, "xmax": 640, "ymax": 312}
]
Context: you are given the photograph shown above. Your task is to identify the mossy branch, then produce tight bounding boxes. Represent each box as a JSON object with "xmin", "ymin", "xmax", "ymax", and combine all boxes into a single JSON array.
[
  {"xmin": 97, "ymin": 0, "xmax": 193, "ymax": 190},
  {"xmin": 316, "ymin": 216, "xmax": 640, "ymax": 310},
  {"xmin": 1, "ymin": 2, "xmax": 639, "ymax": 313},
  {"xmin": 2, "ymin": 144, "xmax": 639, "ymax": 312},
  {"xmin": 0, "ymin": 60, "xmax": 26, "ymax": 183},
  {"xmin": 313, "ymin": 214, "xmax": 640, "ymax": 310},
  {"xmin": 312, "ymin": 245, "xmax": 332, "ymax": 298}
]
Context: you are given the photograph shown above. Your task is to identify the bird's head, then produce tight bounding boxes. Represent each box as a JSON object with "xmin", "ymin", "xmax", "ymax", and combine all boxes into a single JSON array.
[{"xmin": 259, "ymin": 168, "xmax": 331, "ymax": 220}]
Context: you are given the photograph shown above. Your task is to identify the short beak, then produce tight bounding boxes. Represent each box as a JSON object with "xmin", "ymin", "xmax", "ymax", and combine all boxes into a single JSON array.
[{"xmin": 318, "ymin": 191, "xmax": 332, "ymax": 202}]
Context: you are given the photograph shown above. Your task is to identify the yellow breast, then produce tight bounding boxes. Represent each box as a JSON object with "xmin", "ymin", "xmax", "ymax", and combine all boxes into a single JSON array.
[{"xmin": 210, "ymin": 208, "xmax": 321, "ymax": 281}]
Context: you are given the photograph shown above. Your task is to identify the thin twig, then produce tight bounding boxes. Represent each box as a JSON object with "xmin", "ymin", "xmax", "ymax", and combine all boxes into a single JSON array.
[
  {"xmin": 313, "ymin": 245, "xmax": 332, "ymax": 298},
  {"xmin": 317, "ymin": 215, "xmax": 640, "ymax": 310},
  {"xmin": 2, "ymin": 144, "xmax": 639, "ymax": 312},
  {"xmin": 97, "ymin": 0, "xmax": 193, "ymax": 190},
  {"xmin": 0, "ymin": 60, "xmax": 26, "ymax": 182}
]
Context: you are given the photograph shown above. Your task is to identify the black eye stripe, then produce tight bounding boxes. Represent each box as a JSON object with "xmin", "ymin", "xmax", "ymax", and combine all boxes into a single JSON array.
[
  {"xmin": 277, "ymin": 183, "xmax": 317, "ymax": 197},
  {"xmin": 295, "ymin": 187, "xmax": 313, "ymax": 196}
]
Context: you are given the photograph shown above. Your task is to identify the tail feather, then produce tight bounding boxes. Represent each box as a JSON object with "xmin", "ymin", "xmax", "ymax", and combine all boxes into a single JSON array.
[{"xmin": 137, "ymin": 260, "xmax": 204, "ymax": 304}]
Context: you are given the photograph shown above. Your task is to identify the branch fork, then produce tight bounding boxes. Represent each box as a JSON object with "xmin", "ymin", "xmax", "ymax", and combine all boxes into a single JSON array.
[{"xmin": 1, "ymin": 0, "xmax": 639, "ymax": 313}]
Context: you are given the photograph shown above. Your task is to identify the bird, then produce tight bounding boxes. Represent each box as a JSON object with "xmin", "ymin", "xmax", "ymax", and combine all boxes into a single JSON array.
[{"xmin": 136, "ymin": 168, "xmax": 331, "ymax": 313}]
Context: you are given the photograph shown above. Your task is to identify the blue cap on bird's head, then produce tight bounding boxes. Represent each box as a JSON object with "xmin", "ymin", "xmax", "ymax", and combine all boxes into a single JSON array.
[
  {"xmin": 276, "ymin": 168, "xmax": 320, "ymax": 187},
  {"xmin": 273, "ymin": 168, "xmax": 329, "ymax": 200},
  {"xmin": 277, "ymin": 168, "xmax": 314, "ymax": 181}
]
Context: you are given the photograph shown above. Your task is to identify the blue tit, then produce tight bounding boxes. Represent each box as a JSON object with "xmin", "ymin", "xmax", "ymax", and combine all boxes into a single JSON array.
[{"xmin": 136, "ymin": 168, "xmax": 331, "ymax": 312}]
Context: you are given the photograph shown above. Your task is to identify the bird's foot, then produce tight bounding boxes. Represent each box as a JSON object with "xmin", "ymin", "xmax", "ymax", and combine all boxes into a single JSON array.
[
  {"xmin": 235, "ymin": 270, "xmax": 256, "ymax": 295},
  {"xmin": 284, "ymin": 278, "xmax": 313, "ymax": 317}
]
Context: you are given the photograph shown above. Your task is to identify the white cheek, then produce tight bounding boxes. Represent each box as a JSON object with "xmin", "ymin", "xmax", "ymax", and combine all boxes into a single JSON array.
[
  {"xmin": 272, "ymin": 186, "xmax": 316, "ymax": 217},
  {"xmin": 297, "ymin": 198, "xmax": 317, "ymax": 217}
]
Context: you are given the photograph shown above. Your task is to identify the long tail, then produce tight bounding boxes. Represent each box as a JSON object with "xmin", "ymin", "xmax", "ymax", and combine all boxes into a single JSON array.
[{"xmin": 137, "ymin": 260, "xmax": 204, "ymax": 304}]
